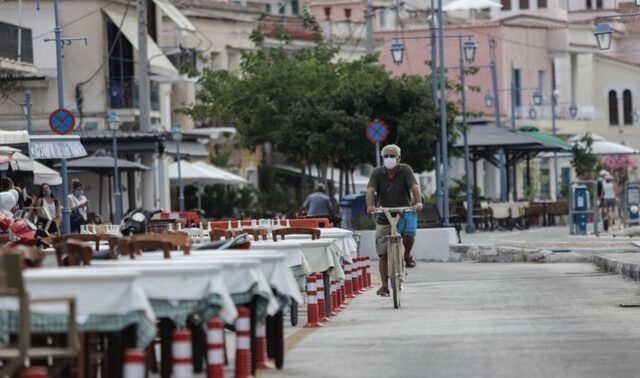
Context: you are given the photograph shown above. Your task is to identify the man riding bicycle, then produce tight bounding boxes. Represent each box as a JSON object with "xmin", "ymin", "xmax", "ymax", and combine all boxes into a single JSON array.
[{"xmin": 366, "ymin": 144, "xmax": 423, "ymax": 297}]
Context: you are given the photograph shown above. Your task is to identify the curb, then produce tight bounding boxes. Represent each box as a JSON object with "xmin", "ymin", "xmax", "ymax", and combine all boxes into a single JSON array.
[
  {"xmin": 593, "ymin": 255, "xmax": 640, "ymax": 281},
  {"xmin": 450, "ymin": 244, "xmax": 640, "ymax": 263}
]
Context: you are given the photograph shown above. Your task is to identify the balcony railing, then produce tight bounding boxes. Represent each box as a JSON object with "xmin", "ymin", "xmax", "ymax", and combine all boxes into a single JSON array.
[
  {"xmin": 0, "ymin": 21, "xmax": 33, "ymax": 63},
  {"xmin": 109, "ymin": 78, "xmax": 160, "ymax": 111}
]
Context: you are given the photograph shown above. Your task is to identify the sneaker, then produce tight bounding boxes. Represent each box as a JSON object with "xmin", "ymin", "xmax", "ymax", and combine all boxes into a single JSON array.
[{"xmin": 376, "ymin": 287, "xmax": 390, "ymax": 297}]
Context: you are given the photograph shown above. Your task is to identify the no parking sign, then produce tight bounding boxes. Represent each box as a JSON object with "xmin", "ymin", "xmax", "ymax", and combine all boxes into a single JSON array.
[{"xmin": 48, "ymin": 108, "xmax": 76, "ymax": 135}]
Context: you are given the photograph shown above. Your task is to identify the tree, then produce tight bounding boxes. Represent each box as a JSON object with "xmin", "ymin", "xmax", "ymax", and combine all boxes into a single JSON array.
[
  {"xmin": 571, "ymin": 133, "xmax": 598, "ymax": 179},
  {"xmin": 601, "ymin": 155, "xmax": 636, "ymax": 189}
]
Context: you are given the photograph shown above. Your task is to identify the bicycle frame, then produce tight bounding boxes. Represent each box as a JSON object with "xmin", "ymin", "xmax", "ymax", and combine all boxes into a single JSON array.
[{"xmin": 375, "ymin": 207, "xmax": 411, "ymax": 308}]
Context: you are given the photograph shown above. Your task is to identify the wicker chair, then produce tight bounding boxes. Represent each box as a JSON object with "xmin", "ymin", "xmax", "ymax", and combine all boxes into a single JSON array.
[
  {"xmin": 209, "ymin": 229, "xmax": 235, "ymax": 241},
  {"xmin": 55, "ymin": 241, "xmax": 92, "ymax": 266},
  {"xmin": 53, "ymin": 234, "xmax": 100, "ymax": 251},
  {"xmin": 128, "ymin": 239, "xmax": 172, "ymax": 259},
  {"xmin": 240, "ymin": 228, "xmax": 268, "ymax": 241}
]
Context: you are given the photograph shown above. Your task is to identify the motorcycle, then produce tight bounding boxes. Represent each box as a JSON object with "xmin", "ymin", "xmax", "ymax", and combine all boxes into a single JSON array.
[
  {"xmin": 195, "ymin": 233, "xmax": 252, "ymax": 250},
  {"xmin": 120, "ymin": 208, "xmax": 162, "ymax": 235}
]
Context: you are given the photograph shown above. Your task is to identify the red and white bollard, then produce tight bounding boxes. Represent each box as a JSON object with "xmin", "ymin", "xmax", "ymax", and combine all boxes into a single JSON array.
[
  {"xmin": 339, "ymin": 278, "xmax": 347, "ymax": 308},
  {"xmin": 315, "ymin": 273, "xmax": 327, "ymax": 322},
  {"xmin": 351, "ymin": 260, "xmax": 361, "ymax": 294},
  {"xmin": 304, "ymin": 275, "xmax": 322, "ymax": 328},
  {"xmin": 358, "ymin": 257, "xmax": 366, "ymax": 290},
  {"xmin": 363, "ymin": 257, "xmax": 371, "ymax": 288},
  {"xmin": 21, "ymin": 367, "xmax": 47, "ymax": 378},
  {"xmin": 173, "ymin": 329, "xmax": 193, "ymax": 378},
  {"xmin": 206, "ymin": 318, "xmax": 225, "ymax": 378},
  {"xmin": 123, "ymin": 348, "xmax": 145, "ymax": 378},
  {"xmin": 330, "ymin": 279, "xmax": 339, "ymax": 315},
  {"xmin": 235, "ymin": 307, "xmax": 253, "ymax": 378},
  {"xmin": 344, "ymin": 263, "xmax": 354, "ymax": 298}
]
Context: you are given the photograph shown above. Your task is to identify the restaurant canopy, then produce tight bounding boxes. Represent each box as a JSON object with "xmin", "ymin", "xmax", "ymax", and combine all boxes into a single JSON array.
[
  {"xmin": 540, "ymin": 133, "xmax": 639, "ymax": 157},
  {"xmin": 29, "ymin": 135, "xmax": 87, "ymax": 160},
  {"xmin": 56, "ymin": 153, "xmax": 150, "ymax": 173}
]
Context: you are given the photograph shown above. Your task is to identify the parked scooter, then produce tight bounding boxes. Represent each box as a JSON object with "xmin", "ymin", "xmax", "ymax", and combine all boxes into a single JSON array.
[
  {"xmin": 120, "ymin": 208, "xmax": 162, "ymax": 235},
  {"xmin": 195, "ymin": 233, "xmax": 252, "ymax": 250}
]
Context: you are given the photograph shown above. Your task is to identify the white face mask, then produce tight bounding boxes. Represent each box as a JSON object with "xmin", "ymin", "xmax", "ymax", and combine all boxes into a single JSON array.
[{"xmin": 383, "ymin": 157, "xmax": 398, "ymax": 169}]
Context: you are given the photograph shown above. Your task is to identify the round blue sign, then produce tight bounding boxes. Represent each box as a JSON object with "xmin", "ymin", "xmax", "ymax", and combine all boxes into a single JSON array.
[
  {"xmin": 365, "ymin": 120, "xmax": 389, "ymax": 144},
  {"xmin": 48, "ymin": 108, "xmax": 76, "ymax": 135}
]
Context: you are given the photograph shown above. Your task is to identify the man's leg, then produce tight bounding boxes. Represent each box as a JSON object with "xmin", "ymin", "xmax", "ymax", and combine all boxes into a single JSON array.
[{"xmin": 379, "ymin": 253, "xmax": 388, "ymax": 290}]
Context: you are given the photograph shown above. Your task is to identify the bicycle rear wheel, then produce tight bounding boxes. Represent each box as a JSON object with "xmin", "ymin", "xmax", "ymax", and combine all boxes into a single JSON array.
[{"xmin": 389, "ymin": 244, "xmax": 401, "ymax": 308}]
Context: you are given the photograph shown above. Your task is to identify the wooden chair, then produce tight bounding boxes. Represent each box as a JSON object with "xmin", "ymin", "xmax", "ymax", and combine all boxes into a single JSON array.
[
  {"xmin": 55, "ymin": 241, "xmax": 92, "ymax": 266},
  {"xmin": 0, "ymin": 250, "xmax": 79, "ymax": 376},
  {"xmin": 241, "ymin": 228, "xmax": 268, "ymax": 241},
  {"xmin": 272, "ymin": 227, "xmax": 320, "ymax": 241},
  {"xmin": 0, "ymin": 245, "xmax": 45, "ymax": 268},
  {"xmin": 98, "ymin": 234, "xmax": 121, "ymax": 259},
  {"xmin": 128, "ymin": 239, "xmax": 172, "ymax": 259},
  {"xmin": 53, "ymin": 234, "xmax": 100, "ymax": 251},
  {"xmin": 131, "ymin": 233, "xmax": 193, "ymax": 255},
  {"xmin": 209, "ymin": 229, "xmax": 234, "ymax": 241}
]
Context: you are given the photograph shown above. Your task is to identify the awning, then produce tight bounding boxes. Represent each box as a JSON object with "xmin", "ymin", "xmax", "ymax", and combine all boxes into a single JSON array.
[
  {"xmin": 191, "ymin": 161, "xmax": 248, "ymax": 184},
  {"xmin": 168, "ymin": 161, "xmax": 246, "ymax": 185},
  {"xmin": 55, "ymin": 154, "xmax": 150, "ymax": 173},
  {"xmin": 164, "ymin": 141, "xmax": 209, "ymax": 158},
  {"xmin": 103, "ymin": 8, "xmax": 178, "ymax": 77},
  {"xmin": 522, "ymin": 129, "xmax": 572, "ymax": 151},
  {"xmin": 8, "ymin": 151, "xmax": 62, "ymax": 185},
  {"xmin": 0, "ymin": 130, "xmax": 29, "ymax": 145},
  {"xmin": 29, "ymin": 135, "xmax": 88, "ymax": 160},
  {"xmin": 152, "ymin": 0, "xmax": 196, "ymax": 32},
  {"xmin": 540, "ymin": 133, "xmax": 639, "ymax": 157}
]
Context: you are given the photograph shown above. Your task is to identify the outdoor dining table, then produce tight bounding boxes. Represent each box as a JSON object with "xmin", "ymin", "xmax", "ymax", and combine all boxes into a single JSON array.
[
  {"xmin": 287, "ymin": 227, "xmax": 359, "ymax": 260},
  {"xmin": 0, "ymin": 268, "xmax": 156, "ymax": 378},
  {"xmin": 41, "ymin": 240, "xmax": 113, "ymax": 267}
]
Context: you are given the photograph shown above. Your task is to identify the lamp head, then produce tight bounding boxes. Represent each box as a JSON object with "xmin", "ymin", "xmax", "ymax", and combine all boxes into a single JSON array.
[
  {"xmin": 594, "ymin": 22, "xmax": 613, "ymax": 51},
  {"xmin": 171, "ymin": 124, "xmax": 183, "ymax": 142},
  {"xmin": 532, "ymin": 90, "xmax": 543, "ymax": 106},
  {"xmin": 484, "ymin": 91, "xmax": 494, "ymax": 108},
  {"xmin": 390, "ymin": 42, "xmax": 405, "ymax": 65},
  {"xmin": 463, "ymin": 40, "xmax": 477, "ymax": 64},
  {"xmin": 569, "ymin": 104, "xmax": 578, "ymax": 119},
  {"xmin": 107, "ymin": 110, "xmax": 121, "ymax": 131}
]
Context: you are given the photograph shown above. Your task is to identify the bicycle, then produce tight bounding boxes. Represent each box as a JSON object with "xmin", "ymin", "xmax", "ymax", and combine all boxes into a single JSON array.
[{"xmin": 373, "ymin": 206, "xmax": 412, "ymax": 309}]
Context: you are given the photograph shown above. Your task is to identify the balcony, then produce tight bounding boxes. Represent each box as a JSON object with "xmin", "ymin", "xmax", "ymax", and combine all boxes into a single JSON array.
[
  {"xmin": 109, "ymin": 78, "xmax": 160, "ymax": 111},
  {"xmin": 0, "ymin": 21, "xmax": 36, "ymax": 74}
]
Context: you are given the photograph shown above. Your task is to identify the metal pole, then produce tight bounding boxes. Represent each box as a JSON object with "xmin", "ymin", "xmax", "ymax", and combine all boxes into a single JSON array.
[
  {"xmin": 365, "ymin": 0, "xmax": 374, "ymax": 54},
  {"xmin": 459, "ymin": 35, "xmax": 475, "ymax": 234},
  {"xmin": 375, "ymin": 142, "xmax": 381, "ymax": 167},
  {"xmin": 176, "ymin": 141, "xmax": 185, "ymax": 212},
  {"xmin": 24, "ymin": 90, "xmax": 32, "ymax": 135},
  {"xmin": 551, "ymin": 93, "xmax": 559, "ymax": 199},
  {"xmin": 488, "ymin": 36, "xmax": 508, "ymax": 202},
  {"xmin": 437, "ymin": 0, "xmax": 450, "ymax": 225},
  {"xmin": 137, "ymin": 0, "xmax": 150, "ymax": 132},
  {"xmin": 53, "ymin": 0, "xmax": 71, "ymax": 234},
  {"xmin": 510, "ymin": 60, "xmax": 516, "ymax": 131},
  {"xmin": 431, "ymin": 0, "xmax": 442, "ymax": 216},
  {"xmin": 112, "ymin": 129, "xmax": 122, "ymax": 223}
]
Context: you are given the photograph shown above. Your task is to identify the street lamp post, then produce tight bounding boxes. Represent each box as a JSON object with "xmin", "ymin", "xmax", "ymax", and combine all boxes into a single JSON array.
[
  {"xmin": 108, "ymin": 110, "xmax": 123, "ymax": 224},
  {"xmin": 430, "ymin": 0, "xmax": 443, "ymax": 218},
  {"xmin": 171, "ymin": 124, "xmax": 185, "ymax": 212},
  {"xmin": 21, "ymin": 90, "xmax": 32, "ymax": 135},
  {"xmin": 459, "ymin": 34, "xmax": 477, "ymax": 233},
  {"xmin": 436, "ymin": 0, "xmax": 450, "ymax": 225}
]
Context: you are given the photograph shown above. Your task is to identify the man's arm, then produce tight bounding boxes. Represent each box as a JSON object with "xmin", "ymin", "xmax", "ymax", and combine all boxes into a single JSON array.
[
  {"xmin": 410, "ymin": 184, "xmax": 424, "ymax": 213},
  {"xmin": 366, "ymin": 187, "xmax": 376, "ymax": 214}
]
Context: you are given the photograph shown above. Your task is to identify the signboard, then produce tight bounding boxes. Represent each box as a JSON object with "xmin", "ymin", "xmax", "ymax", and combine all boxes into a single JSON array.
[
  {"xmin": 48, "ymin": 108, "xmax": 76, "ymax": 135},
  {"xmin": 365, "ymin": 120, "xmax": 389, "ymax": 144}
]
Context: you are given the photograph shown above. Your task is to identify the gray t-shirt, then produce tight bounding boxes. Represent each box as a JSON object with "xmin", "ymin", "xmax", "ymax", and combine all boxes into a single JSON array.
[
  {"xmin": 303, "ymin": 192, "xmax": 332, "ymax": 216},
  {"xmin": 367, "ymin": 164, "xmax": 417, "ymax": 224}
]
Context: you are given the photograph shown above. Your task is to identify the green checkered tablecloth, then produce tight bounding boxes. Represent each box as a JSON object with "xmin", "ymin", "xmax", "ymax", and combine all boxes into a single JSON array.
[
  {"xmin": 230, "ymin": 284, "xmax": 273, "ymax": 320},
  {"xmin": 0, "ymin": 310, "xmax": 157, "ymax": 348},
  {"xmin": 149, "ymin": 294, "xmax": 222, "ymax": 328}
]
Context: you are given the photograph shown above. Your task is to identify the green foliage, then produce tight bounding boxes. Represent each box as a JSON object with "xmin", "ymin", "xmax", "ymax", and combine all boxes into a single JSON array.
[
  {"xmin": 183, "ymin": 185, "xmax": 257, "ymax": 219},
  {"xmin": 571, "ymin": 134, "xmax": 598, "ymax": 179},
  {"xmin": 256, "ymin": 162, "xmax": 299, "ymax": 216}
]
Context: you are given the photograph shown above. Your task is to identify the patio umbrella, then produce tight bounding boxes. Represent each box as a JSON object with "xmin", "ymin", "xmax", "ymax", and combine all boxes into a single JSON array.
[
  {"xmin": 443, "ymin": 0, "xmax": 502, "ymax": 11},
  {"xmin": 569, "ymin": 133, "xmax": 639, "ymax": 155},
  {"xmin": 168, "ymin": 161, "xmax": 248, "ymax": 209},
  {"xmin": 5, "ymin": 151, "xmax": 62, "ymax": 186}
]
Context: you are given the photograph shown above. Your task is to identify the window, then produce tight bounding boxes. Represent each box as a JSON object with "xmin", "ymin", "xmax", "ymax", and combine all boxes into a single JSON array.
[
  {"xmin": 266, "ymin": 4, "xmax": 271, "ymax": 13},
  {"xmin": 538, "ymin": 70, "xmax": 546, "ymax": 96},
  {"xmin": 291, "ymin": 0, "xmax": 299, "ymax": 15},
  {"xmin": 623, "ymin": 89, "xmax": 633, "ymax": 125},
  {"xmin": 278, "ymin": 2, "xmax": 286, "ymax": 14},
  {"xmin": 519, "ymin": 0, "xmax": 529, "ymax": 9},
  {"xmin": 501, "ymin": 0, "xmax": 511, "ymax": 10},
  {"xmin": 540, "ymin": 167, "xmax": 550, "ymax": 199},
  {"xmin": 513, "ymin": 68, "xmax": 522, "ymax": 110},
  {"xmin": 609, "ymin": 90, "xmax": 619, "ymax": 125},
  {"xmin": 586, "ymin": 0, "xmax": 592, "ymax": 8},
  {"xmin": 561, "ymin": 167, "xmax": 571, "ymax": 196},
  {"xmin": 596, "ymin": 0, "xmax": 603, "ymax": 8},
  {"xmin": 538, "ymin": 0, "xmax": 547, "ymax": 8},
  {"xmin": 379, "ymin": 9, "xmax": 386, "ymax": 28}
]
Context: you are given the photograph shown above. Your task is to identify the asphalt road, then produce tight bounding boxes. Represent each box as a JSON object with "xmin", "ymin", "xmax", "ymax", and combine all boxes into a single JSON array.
[{"xmin": 268, "ymin": 263, "xmax": 640, "ymax": 378}]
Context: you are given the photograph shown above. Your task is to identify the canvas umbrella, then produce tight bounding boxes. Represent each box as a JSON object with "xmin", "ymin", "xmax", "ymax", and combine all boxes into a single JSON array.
[{"xmin": 443, "ymin": 0, "xmax": 502, "ymax": 11}]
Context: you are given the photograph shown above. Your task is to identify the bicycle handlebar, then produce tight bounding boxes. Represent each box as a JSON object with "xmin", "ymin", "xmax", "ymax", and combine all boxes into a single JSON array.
[{"xmin": 370, "ymin": 206, "xmax": 414, "ymax": 214}]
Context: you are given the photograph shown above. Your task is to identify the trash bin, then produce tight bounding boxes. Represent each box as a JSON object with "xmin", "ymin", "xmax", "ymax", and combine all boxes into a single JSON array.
[
  {"xmin": 572, "ymin": 184, "xmax": 589, "ymax": 235},
  {"xmin": 338, "ymin": 194, "xmax": 366, "ymax": 229}
]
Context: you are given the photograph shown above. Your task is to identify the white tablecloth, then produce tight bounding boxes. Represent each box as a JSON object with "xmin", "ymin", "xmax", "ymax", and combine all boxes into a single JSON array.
[
  {"xmin": 189, "ymin": 250, "xmax": 304, "ymax": 304},
  {"xmin": 252, "ymin": 239, "xmax": 344, "ymax": 279},
  {"xmin": 89, "ymin": 261, "xmax": 237, "ymax": 323},
  {"xmin": 287, "ymin": 228, "xmax": 358, "ymax": 259},
  {"xmin": 0, "ymin": 268, "xmax": 155, "ymax": 322},
  {"xmin": 41, "ymin": 245, "xmax": 112, "ymax": 267},
  {"xmin": 247, "ymin": 242, "xmax": 311, "ymax": 273},
  {"xmin": 111, "ymin": 255, "xmax": 280, "ymax": 316}
]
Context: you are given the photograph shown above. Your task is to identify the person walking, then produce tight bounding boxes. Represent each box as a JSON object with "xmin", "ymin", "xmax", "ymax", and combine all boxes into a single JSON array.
[
  {"xmin": 302, "ymin": 183, "xmax": 333, "ymax": 217},
  {"xmin": 601, "ymin": 173, "xmax": 617, "ymax": 231},
  {"xmin": 36, "ymin": 183, "xmax": 61, "ymax": 235},
  {"xmin": 365, "ymin": 144, "xmax": 423, "ymax": 297},
  {"xmin": 68, "ymin": 179, "xmax": 89, "ymax": 233}
]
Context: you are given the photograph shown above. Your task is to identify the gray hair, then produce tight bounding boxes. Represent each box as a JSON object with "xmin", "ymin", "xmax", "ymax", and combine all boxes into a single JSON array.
[{"xmin": 381, "ymin": 144, "xmax": 401, "ymax": 157}]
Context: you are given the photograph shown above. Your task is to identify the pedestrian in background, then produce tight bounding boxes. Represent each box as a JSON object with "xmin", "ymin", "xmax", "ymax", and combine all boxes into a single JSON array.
[
  {"xmin": 36, "ymin": 183, "xmax": 60, "ymax": 235},
  {"xmin": 68, "ymin": 179, "xmax": 89, "ymax": 233},
  {"xmin": 601, "ymin": 173, "xmax": 617, "ymax": 231}
]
